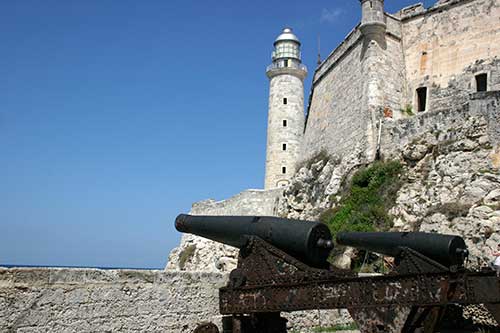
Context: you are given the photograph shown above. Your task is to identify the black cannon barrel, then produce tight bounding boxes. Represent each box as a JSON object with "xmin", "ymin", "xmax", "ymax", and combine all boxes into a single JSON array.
[
  {"xmin": 336, "ymin": 232, "xmax": 468, "ymax": 267},
  {"xmin": 175, "ymin": 214, "xmax": 333, "ymax": 269}
]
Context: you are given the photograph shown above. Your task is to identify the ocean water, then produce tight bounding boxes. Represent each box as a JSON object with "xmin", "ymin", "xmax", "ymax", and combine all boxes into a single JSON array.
[{"xmin": 0, "ymin": 264, "xmax": 161, "ymax": 270}]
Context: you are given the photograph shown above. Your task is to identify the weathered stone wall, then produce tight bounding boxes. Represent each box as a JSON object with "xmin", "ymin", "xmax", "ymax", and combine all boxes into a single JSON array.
[
  {"xmin": 0, "ymin": 267, "xmax": 225, "ymax": 333},
  {"xmin": 382, "ymin": 20, "xmax": 406, "ymax": 120},
  {"xmin": 190, "ymin": 189, "xmax": 282, "ymax": 216},
  {"xmin": 380, "ymin": 91, "xmax": 500, "ymax": 159},
  {"xmin": 303, "ymin": 0, "xmax": 500, "ymax": 162},
  {"xmin": 302, "ymin": 13, "xmax": 407, "ymax": 162},
  {"xmin": 400, "ymin": 0, "xmax": 500, "ymax": 111},
  {"xmin": 302, "ymin": 31, "xmax": 367, "ymax": 162},
  {"xmin": 471, "ymin": 91, "xmax": 500, "ymax": 144}
]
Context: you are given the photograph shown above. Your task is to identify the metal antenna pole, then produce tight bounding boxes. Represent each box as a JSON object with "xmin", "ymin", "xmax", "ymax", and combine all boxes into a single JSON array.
[{"xmin": 317, "ymin": 34, "xmax": 322, "ymax": 65}]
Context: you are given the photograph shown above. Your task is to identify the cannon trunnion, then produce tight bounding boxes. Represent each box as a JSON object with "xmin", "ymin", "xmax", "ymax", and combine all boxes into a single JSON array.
[{"xmin": 175, "ymin": 214, "xmax": 500, "ymax": 333}]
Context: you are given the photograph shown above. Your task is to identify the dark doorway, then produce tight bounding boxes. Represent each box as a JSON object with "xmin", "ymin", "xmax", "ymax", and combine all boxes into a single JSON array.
[
  {"xmin": 416, "ymin": 87, "xmax": 427, "ymax": 112},
  {"xmin": 476, "ymin": 74, "xmax": 487, "ymax": 92}
]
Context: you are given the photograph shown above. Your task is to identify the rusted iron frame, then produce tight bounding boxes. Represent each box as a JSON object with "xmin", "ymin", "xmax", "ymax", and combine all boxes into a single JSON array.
[{"xmin": 220, "ymin": 272, "xmax": 500, "ymax": 314}]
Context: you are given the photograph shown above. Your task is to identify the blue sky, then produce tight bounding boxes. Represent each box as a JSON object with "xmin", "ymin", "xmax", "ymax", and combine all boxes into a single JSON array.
[{"xmin": 0, "ymin": 0, "xmax": 436, "ymax": 269}]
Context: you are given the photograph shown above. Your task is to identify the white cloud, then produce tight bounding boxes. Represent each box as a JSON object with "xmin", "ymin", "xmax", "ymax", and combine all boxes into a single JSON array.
[{"xmin": 320, "ymin": 8, "xmax": 343, "ymax": 24}]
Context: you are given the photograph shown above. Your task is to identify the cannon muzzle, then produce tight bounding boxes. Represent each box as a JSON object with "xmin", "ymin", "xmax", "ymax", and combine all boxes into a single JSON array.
[
  {"xmin": 175, "ymin": 214, "xmax": 333, "ymax": 269},
  {"xmin": 336, "ymin": 232, "xmax": 468, "ymax": 268}
]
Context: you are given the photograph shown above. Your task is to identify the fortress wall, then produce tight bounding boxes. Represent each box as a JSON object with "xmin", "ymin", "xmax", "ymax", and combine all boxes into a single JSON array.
[
  {"xmin": 302, "ymin": 39, "xmax": 367, "ymax": 161},
  {"xmin": 303, "ymin": 0, "xmax": 499, "ymax": 162},
  {"xmin": 470, "ymin": 91, "xmax": 500, "ymax": 143},
  {"xmin": 0, "ymin": 267, "xmax": 225, "ymax": 333},
  {"xmin": 381, "ymin": 34, "xmax": 406, "ymax": 119},
  {"xmin": 384, "ymin": 15, "xmax": 405, "ymax": 114},
  {"xmin": 190, "ymin": 188, "xmax": 282, "ymax": 216},
  {"xmin": 380, "ymin": 91, "xmax": 500, "ymax": 158},
  {"xmin": 401, "ymin": 0, "xmax": 500, "ymax": 111},
  {"xmin": 313, "ymin": 28, "xmax": 362, "ymax": 83},
  {"xmin": 303, "ymin": 14, "xmax": 407, "ymax": 161}
]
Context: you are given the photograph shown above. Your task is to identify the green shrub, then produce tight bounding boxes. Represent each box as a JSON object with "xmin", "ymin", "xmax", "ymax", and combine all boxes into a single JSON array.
[
  {"xmin": 321, "ymin": 161, "xmax": 404, "ymax": 238},
  {"xmin": 401, "ymin": 104, "xmax": 414, "ymax": 116}
]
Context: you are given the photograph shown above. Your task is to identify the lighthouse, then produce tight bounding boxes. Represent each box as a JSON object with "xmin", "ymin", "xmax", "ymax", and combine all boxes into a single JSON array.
[{"xmin": 264, "ymin": 28, "xmax": 307, "ymax": 189}]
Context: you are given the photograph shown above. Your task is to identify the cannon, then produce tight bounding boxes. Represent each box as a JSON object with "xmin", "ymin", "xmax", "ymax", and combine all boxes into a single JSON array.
[
  {"xmin": 337, "ymin": 231, "xmax": 469, "ymax": 269},
  {"xmin": 175, "ymin": 214, "xmax": 334, "ymax": 269},
  {"xmin": 176, "ymin": 215, "xmax": 500, "ymax": 333}
]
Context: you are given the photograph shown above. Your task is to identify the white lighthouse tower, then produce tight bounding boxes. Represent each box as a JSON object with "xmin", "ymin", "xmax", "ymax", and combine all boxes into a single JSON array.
[{"xmin": 264, "ymin": 28, "xmax": 307, "ymax": 189}]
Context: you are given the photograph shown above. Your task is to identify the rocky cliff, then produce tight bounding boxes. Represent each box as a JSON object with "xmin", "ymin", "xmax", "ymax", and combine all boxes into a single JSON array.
[
  {"xmin": 274, "ymin": 95, "xmax": 500, "ymax": 271},
  {"xmin": 390, "ymin": 115, "xmax": 500, "ymax": 267}
]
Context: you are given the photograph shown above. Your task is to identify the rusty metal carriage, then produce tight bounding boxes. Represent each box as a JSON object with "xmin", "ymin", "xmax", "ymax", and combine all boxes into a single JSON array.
[{"xmin": 176, "ymin": 214, "xmax": 500, "ymax": 333}]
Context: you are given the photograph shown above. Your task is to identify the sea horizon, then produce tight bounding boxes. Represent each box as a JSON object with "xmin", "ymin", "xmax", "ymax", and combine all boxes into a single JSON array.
[{"xmin": 0, "ymin": 263, "xmax": 163, "ymax": 270}]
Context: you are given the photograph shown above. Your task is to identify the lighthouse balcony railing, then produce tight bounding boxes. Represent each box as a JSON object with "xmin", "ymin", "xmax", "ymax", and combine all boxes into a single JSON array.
[{"xmin": 266, "ymin": 62, "xmax": 307, "ymax": 72}]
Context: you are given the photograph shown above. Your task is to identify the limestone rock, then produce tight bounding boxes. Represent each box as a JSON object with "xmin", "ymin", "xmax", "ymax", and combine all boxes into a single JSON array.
[
  {"xmin": 277, "ymin": 145, "xmax": 366, "ymax": 221},
  {"xmin": 402, "ymin": 143, "xmax": 429, "ymax": 161},
  {"xmin": 390, "ymin": 116, "xmax": 500, "ymax": 268},
  {"xmin": 484, "ymin": 189, "xmax": 500, "ymax": 206}
]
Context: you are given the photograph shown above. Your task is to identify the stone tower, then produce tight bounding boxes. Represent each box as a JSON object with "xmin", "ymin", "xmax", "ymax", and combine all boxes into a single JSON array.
[
  {"xmin": 264, "ymin": 28, "xmax": 307, "ymax": 189},
  {"xmin": 360, "ymin": 0, "xmax": 387, "ymax": 160},
  {"xmin": 360, "ymin": 0, "xmax": 386, "ymax": 44}
]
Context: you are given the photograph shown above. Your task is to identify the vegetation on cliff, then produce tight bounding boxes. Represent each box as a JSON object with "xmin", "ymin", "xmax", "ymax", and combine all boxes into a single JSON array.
[
  {"xmin": 318, "ymin": 160, "xmax": 404, "ymax": 272},
  {"xmin": 320, "ymin": 160, "xmax": 404, "ymax": 236}
]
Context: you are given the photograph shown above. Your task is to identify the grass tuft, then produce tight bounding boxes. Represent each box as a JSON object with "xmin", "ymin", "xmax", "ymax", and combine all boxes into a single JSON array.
[{"xmin": 401, "ymin": 104, "xmax": 414, "ymax": 116}]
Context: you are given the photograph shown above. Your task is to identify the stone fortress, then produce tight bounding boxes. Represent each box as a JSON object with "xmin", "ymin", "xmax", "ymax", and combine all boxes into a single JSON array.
[
  {"xmin": 169, "ymin": 0, "xmax": 500, "ymax": 272},
  {"xmin": 167, "ymin": 0, "xmax": 500, "ymax": 329},
  {"xmin": 303, "ymin": 0, "xmax": 499, "ymax": 162},
  {"xmin": 2, "ymin": 0, "xmax": 500, "ymax": 332},
  {"xmin": 269, "ymin": 0, "xmax": 500, "ymax": 187}
]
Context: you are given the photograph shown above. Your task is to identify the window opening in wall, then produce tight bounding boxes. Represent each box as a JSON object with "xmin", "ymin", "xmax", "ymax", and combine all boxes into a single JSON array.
[
  {"xmin": 283, "ymin": 119, "xmax": 287, "ymax": 127},
  {"xmin": 476, "ymin": 73, "xmax": 487, "ymax": 92},
  {"xmin": 282, "ymin": 143, "xmax": 287, "ymax": 151},
  {"xmin": 283, "ymin": 98, "xmax": 287, "ymax": 105},
  {"xmin": 282, "ymin": 167, "xmax": 286, "ymax": 174},
  {"xmin": 416, "ymin": 87, "xmax": 427, "ymax": 112},
  {"xmin": 370, "ymin": 1, "xmax": 373, "ymax": 8}
]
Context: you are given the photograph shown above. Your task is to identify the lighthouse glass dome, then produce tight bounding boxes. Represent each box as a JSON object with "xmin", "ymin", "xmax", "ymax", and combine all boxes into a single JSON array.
[{"xmin": 272, "ymin": 28, "xmax": 301, "ymax": 61}]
